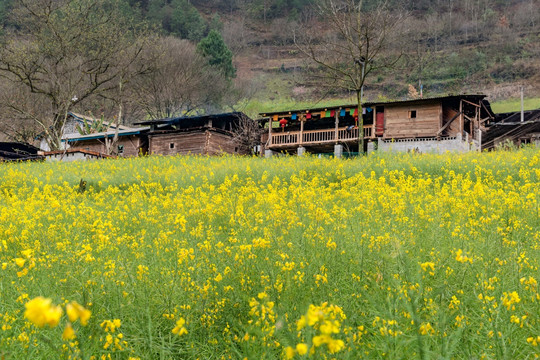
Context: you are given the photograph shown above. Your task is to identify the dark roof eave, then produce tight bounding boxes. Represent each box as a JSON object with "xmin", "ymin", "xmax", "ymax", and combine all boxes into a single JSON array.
[
  {"xmin": 363, "ymin": 94, "xmax": 487, "ymax": 107},
  {"xmin": 259, "ymin": 104, "xmax": 358, "ymax": 118},
  {"xmin": 134, "ymin": 112, "xmax": 249, "ymax": 126},
  {"xmin": 259, "ymin": 95, "xmax": 488, "ymax": 117},
  {"xmin": 63, "ymin": 130, "xmax": 145, "ymax": 143}
]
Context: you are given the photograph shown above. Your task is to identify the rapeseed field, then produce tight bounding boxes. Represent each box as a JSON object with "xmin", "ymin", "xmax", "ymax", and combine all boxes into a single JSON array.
[{"xmin": 0, "ymin": 150, "xmax": 539, "ymax": 359}]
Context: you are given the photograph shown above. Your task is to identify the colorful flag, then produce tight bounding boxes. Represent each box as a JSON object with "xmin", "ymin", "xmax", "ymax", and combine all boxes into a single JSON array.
[
  {"xmin": 330, "ymin": 110, "xmax": 335, "ymax": 117},
  {"xmin": 306, "ymin": 113, "xmax": 312, "ymax": 119},
  {"xmin": 340, "ymin": 109, "xmax": 346, "ymax": 117},
  {"xmin": 291, "ymin": 114, "xmax": 297, "ymax": 120}
]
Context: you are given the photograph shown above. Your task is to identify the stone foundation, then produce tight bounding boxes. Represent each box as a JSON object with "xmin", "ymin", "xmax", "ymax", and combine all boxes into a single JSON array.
[{"xmin": 377, "ymin": 134, "xmax": 479, "ymax": 154}]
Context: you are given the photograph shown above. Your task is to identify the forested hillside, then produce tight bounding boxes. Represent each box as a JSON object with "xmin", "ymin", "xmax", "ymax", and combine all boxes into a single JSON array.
[{"xmin": 0, "ymin": 0, "xmax": 538, "ymax": 144}]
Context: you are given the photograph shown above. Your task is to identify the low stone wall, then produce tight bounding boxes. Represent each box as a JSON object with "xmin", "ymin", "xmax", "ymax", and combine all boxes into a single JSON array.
[{"xmin": 376, "ymin": 134, "xmax": 478, "ymax": 154}]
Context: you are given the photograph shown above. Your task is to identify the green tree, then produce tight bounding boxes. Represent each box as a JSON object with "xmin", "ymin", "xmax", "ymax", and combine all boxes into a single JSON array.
[
  {"xmin": 197, "ymin": 30, "xmax": 236, "ymax": 80},
  {"xmin": 170, "ymin": 0, "xmax": 207, "ymax": 41},
  {"xmin": 0, "ymin": 0, "xmax": 13, "ymax": 29}
]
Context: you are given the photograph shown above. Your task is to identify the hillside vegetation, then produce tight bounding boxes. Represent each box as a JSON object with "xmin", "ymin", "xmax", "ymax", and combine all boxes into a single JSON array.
[
  {"xmin": 0, "ymin": 0, "xmax": 538, "ymax": 143},
  {"xmin": 114, "ymin": 0, "xmax": 540, "ymax": 104}
]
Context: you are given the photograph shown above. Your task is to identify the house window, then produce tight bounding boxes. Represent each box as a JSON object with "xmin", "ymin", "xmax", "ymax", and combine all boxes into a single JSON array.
[
  {"xmin": 409, "ymin": 110, "xmax": 417, "ymax": 119},
  {"xmin": 117, "ymin": 145, "xmax": 124, "ymax": 154},
  {"xmin": 169, "ymin": 143, "xmax": 175, "ymax": 149}
]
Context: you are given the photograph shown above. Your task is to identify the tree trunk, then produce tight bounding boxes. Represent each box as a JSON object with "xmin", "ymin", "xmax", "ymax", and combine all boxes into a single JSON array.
[{"xmin": 357, "ymin": 89, "xmax": 364, "ymax": 154}]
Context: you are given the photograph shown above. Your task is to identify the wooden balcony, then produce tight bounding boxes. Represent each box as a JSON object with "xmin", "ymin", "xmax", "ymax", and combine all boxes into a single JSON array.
[{"xmin": 268, "ymin": 126, "xmax": 373, "ymax": 148}]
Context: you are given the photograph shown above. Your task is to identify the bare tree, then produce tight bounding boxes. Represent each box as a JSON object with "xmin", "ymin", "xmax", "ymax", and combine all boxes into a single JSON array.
[
  {"xmin": 0, "ymin": 81, "xmax": 44, "ymax": 143},
  {"xmin": 0, "ymin": 0, "xmax": 151, "ymax": 150},
  {"xmin": 295, "ymin": 0, "xmax": 407, "ymax": 153},
  {"xmin": 222, "ymin": 17, "xmax": 252, "ymax": 56},
  {"xmin": 231, "ymin": 113, "xmax": 262, "ymax": 154},
  {"xmin": 131, "ymin": 37, "xmax": 230, "ymax": 120}
]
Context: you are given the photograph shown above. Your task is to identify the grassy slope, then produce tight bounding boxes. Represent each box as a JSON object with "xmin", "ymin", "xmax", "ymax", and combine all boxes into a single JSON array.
[{"xmin": 490, "ymin": 97, "xmax": 540, "ymax": 113}]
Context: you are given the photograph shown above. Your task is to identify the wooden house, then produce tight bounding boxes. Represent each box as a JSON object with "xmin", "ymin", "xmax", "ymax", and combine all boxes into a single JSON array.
[
  {"xmin": 39, "ymin": 112, "xmax": 133, "ymax": 151},
  {"xmin": 62, "ymin": 127, "xmax": 150, "ymax": 157},
  {"xmin": 260, "ymin": 95, "xmax": 495, "ymax": 156},
  {"xmin": 482, "ymin": 109, "xmax": 540, "ymax": 150},
  {"xmin": 134, "ymin": 112, "xmax": 253, "ymax": 156}
]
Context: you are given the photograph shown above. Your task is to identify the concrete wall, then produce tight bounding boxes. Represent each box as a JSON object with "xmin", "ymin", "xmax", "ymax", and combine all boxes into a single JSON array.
[
  {"xmin": 45, "ymin": 152, "xmax": 101, "ymax": 162},
  {"xmin": 377, "ymin": 134, "xmax": 478, "ymax": 154}
]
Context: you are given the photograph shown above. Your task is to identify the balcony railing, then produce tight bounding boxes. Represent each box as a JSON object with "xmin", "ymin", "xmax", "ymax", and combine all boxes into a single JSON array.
[{"xmin": 269, "ymin": 126, "xmax": 373, "ymax": 147}]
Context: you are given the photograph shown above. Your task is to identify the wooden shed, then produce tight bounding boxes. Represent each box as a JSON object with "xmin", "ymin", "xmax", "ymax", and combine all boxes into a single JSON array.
[
  {"xmin": 363, "ymin": 95, "xmax": 494, "ymax": 141},
  {"xmin": 63, "ymin": 127, "xmax": 150, "ymax": 157},
  {"xmin": 482, "ymin": 109, "xmax": 540, "ymax": 150},
  {"xmin": 134, "ymin": 112, "xmax": 254, "ymax": 156}
]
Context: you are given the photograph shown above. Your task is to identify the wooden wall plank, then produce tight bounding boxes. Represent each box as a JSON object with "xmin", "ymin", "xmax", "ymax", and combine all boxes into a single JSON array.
[
  {"xmin": 70, "ymin": 136, "xmax": 141, "ymax": 157},
  {"xmin": 384, "ymin": 102, "xmax": 441, "ymax": 138}
]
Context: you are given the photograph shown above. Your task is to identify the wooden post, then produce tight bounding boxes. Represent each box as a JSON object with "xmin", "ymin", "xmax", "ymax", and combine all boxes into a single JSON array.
[
  {"xmin": 299, "ymin": 116, "xmax": 304, "ymax": 145},
  {"xmin": 476, "ymin": 102, "xmax": 481, "ymax": 150},
  {"xmin": 475, "ymin": 104, "xmax": 479, "ymax": 140},
  {"xmin": 335, "ymin": 110, "xmax": 339, "ymax": 142},
  {"xmin": 439, "ymin": 103, "xmax": 442, "ymax": 138},
  {"xmin": 459, "ymin": 100, "xmax": 463, "ymax": 137},
  {"xmin": 478, "ymin": 128, "xmax": 482, "ymax": 152},
  {"xmin": 268, "ymin": 116, "xmax": 274, "ymax": 146}
]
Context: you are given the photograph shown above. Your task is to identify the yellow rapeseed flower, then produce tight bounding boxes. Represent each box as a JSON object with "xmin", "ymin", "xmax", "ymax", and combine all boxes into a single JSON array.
[
  {"xmin": 62, "ymin": 323, "xmax": 76, "ymax": 340},
  {"xmin": 14, "ymin": 258, "xmax": 26, "ymax": 268},
  {"xmin": 172, "ymin": 317, "xmax": 188, "ymax": 336},
  {"xmin": 284, "ymin": 346, "xmax": 295, "ymax": 359},
  {"xmin": 24, "ymin": 296, "xmax": 63, "ymax": 328},
  {"xmin": 296, "ymin": 343, "xmax": 308, "ymax": 355},
  {"xmin": 66, "ymin": 301, "xmax": 91, "ymax": 326}
]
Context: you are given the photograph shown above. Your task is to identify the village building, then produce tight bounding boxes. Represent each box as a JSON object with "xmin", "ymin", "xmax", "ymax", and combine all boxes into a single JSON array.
[
  {"xmin": 62, "ymin": 127, "xmax": 150, "ymax": 157},
  {"xmin": 39, "ymin": 112, "xmax": 134, "ymax": 152},
  {"xmin": 134, "ymin": 112, "xmax": 253, "ymax": 156},
  {"xmin": 481, "ymin": 109, "xmax": 540, "ymax": 150},
  {"xmin": 37, "ymin": 112, "xmax": 255, "ymax": 159},
  {"xmin": 260, "ymin": 95, "xmax": 495, "ymax": 156}
]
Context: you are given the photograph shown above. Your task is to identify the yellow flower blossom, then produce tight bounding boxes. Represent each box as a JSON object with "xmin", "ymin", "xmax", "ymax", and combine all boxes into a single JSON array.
[
  {"xmin": 172, "ymin": 318, "xmax": 188, "ymax": 336},
  {"xmin": 62, "ymin": 323, "xmax": 76, "ymax": 340},
  {"xmin": 296, "ymin": 343, "xmax": 308, "ymax": 355},
  {"xmin": 66, "ymin": 301, "xmax": 91, "ymax": 326},
  {"xmin": 24, "ymin": 297, "xmax": 63, "ymax": 328}
]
